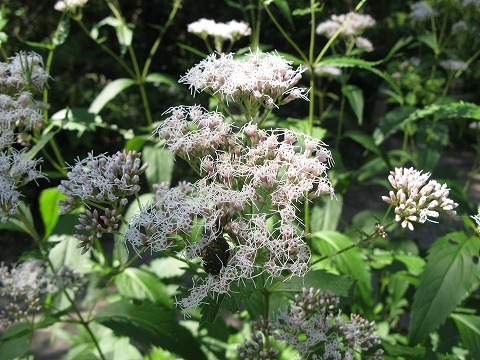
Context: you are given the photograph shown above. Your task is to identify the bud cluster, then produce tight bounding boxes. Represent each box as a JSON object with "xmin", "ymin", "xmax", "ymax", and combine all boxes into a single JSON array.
[
  {"xmin": 273, "ymin": 288, "xmax": 383, "ymax": 359},
  {"xmin": 237, "ymin": 288, "xmax": 383, "ymax": 359},
  {"xmin": 58, "ymin": 150, "xmax": 148, "ymax": 215},
  {"xmin": 382, "ymin": 167, "xmax": 458, "ymax": 230},
  {"xmin": 0, "ymin": 259, "xmax": 82, "ymax": 328}
]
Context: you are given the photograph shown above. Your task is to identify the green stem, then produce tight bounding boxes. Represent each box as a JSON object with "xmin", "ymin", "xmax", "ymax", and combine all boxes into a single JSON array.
[
  {"xmin": 75, "ymin": 19, "xmax": 135, "ymax": 78},
  {"xmin": 311, "ymin": 220, "xmax": 395, "ymax": 266},
  {"xmin": 15, "ymin": 211, "xmax": 107, "ymax": 360},
  {"xmin": 261, "ymin": 0, "xmax": 308, "ymax": 62},
  {"xmin": 141, "ymin": 0, "xmax": 181, "ymax": 80},
  {"xmin": 314, "ymin": 0, "xmax": 367, "ymax": 65}
]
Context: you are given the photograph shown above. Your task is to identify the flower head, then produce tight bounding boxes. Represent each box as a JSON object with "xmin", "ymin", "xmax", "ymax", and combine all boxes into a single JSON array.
[
  {"xmin": 187, "ymin": 18, "xmax": 251, "ymax": 41},
  {"xmin": 0, "ymin": 259, "xmax": 82, "ymax": 328},
  {"xmin": 409, "ymin": 2, "xmax": 437, "ymax": 21},
  {"xmin": 382, "ymin": 167, "xmax": 458, "ymax": 230},
  {"xmin": 54, "ymin": 0, "xmax": 88, "ymax": 12},
  {"xmin": 440, "ymin": 59, "xmax": 468, "ymax": 72},
  {"xmin": 237, "ymin": 288, "xmax": 383, "ymax": 359},
  {"xmin": 179, "ymin": 49, "xmax": 308, "ymax": 115},
  {"xmin": 355, "ymin": 36, "xmax": 374, "ymax": 52},
  {"xmin": 57, "ymin": 150, "xmax": 148, "ymax": 214},
  {"xmin": 316, "ymin": 12, "xmax": 376, "ymax": 38}
]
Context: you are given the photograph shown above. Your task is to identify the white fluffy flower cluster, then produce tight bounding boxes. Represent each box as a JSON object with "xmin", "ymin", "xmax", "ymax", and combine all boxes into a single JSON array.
[
  {"xmin": 440, "ymin": 59, "xmax": 468, "ymax": 72},
  {"xmin": 187, "ymin": 18, "xmax": 251, "ymax": 41},
  {"xmin": 0, "ymin": 52, "xmax": 48, "ymax": 222},
  {"xmin": 316, "ymin": 12, "xmax": 376, "ymax": 38},
  {"xmin": 54, "ymin": 0, "xmax": 88, "ymax": 12},
  {"xmin": 148, "ymin": 113, "xmax": 334, "ymax": 310},
  {"xmin": 462, "ymin": 0, "xmax": 480, "ymax": 8},
  {"xmin": 0, "ymin": 148, "xmax": 44, "ymax": 222},
  {"xmin": 355, "ymin": 36, "xmax": 374, "ymax": 52},
  {"xmin": 409, "ymin": 2, "xmax": 437, "ymax": 21},
  {"xmin": 154, "ymin": 105, "xmax": 235, "ymax": 159},
  {"xmin": 57, "ymin": 150, "xmax": 148, "ymax": 215},
  {"xmin": 0, "ymin": 52, "xmax": 49, "ymax": 93},
  {"xmin": 179, "ymin": 49, "xmax": 308, "ymax": 115},
  {"xmin": 238, "ymin": 288, "xmax": 383, "ymax": 359},
  {"xmin": 0, "ymin": 259, "xmax": 82, "ymax": 328},
  {"xmin": 382, "ymin": 167, "xmax": 458, "ymax": 230},
  {"xmin": 314, "ymin": 65, "xmax": 342, "ymax": 77},
  {"xmin": 451, "ymin": 20, "xmax": 468, "ymax": 34}
]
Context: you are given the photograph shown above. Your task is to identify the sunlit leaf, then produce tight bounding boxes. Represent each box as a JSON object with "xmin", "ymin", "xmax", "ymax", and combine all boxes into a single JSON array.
[
  {"xmin": 95, "ymin": 300, "xmax": 207, "ymax": 360},
  {"xmin": 88, "ymin": 78, "xmax": 136, "ymax": 114},
  {"xmin": 409, "ymin": 232, "xmax": 480, "ymax": 344}
]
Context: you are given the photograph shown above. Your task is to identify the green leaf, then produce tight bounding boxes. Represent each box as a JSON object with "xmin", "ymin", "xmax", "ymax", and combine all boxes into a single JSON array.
[
  {"xmin": 142, "ymin": 144, "xmax": 175, "ymax": 188},
  {"xmin": 23, "ymin": 132, "xmax": 55, "ymax": 161},
  {"xmin": 125, "ymin": 136, "xmax": 147, "ymax": 152},
  {"xmin": 310, "ymin": 194, "xmax": 343, "ymax": 232},
  {"xmin": 310, "ymin": 231, "xmax": 374, "ymax": 309},
  {"xmin": 318, "ymin": 57, "xmax": 403, "ymax": 100},
  {"xmin": 50, "ymin": 107, "xmax": 99, "ymax": 136},
  {"xmin": 114, "ymin": 267, "xmax": 172, "ymax": 307},
  {"xmin": 344, "ymin": 130, "xmax": 380, "ymax": 155},
  {"xmin": 0, "ymin": 202, "xmax": 36, "ymax": 237},
  {"xmin": 382, "ymin": 36, "xmax": 413, "ymax": 63},
  {"xmin": 96, "ymin": 17, "xmax": 134, "ymax": 54},
  {"xmin": 341, "ymin": 85, "xmax": 364, "ymax": 125},
  {"xmin": 373, "ymin": 106, "xmax": 417, "ymax": 145},
  {"xmin": 405, "ymin": 101, "xmax": 480, "ymax": 122},
  {"xmin": 408, "ymin": 232, "xmax": 480, "ymax": 344},
  {"xmin": 274, "ymin": 269, "xmax": 354, "ymax": 298},
  {"xmin": 451, "ymin": 313, "xmax": 480, "ymax": 359},
  {"xmin": 39, "ymin": 188, "xmax": 66, "ymax": 239},
  {"xmin": 48, "ymin": 234, "xmax": 93, "ymax": 273},
  {"xmin": 95, "ymin": 300, "xmax": 207, "ymax": 360},
  {"xmin": 88, "ymin": 78, "xmax": 136, "ymax": 114},
  {"xmin": 416, "ymin": 121, "xmax": 449, "ymax": 171},
  {"xmin": 0, "ymin": 323, "xmax": 31, "ymax": 360},
  {"xmin": 53, "ymin": 17, "xmax": 70, "ymax": 46},
  {"xmin": 145, "ymin": 73, "xmax": 181, "ymax": 88},
  {"xmin": 270, "ymin": 0, "xmax": 294, "ymax": 30}
]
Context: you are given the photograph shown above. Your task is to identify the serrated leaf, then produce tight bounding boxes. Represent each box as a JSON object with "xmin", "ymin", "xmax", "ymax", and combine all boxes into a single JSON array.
[
  {"xmin": 114, "ymin": 267, "xmax": 172, "ymax": 307},
  {"xmin": 200, "ymin": 293, "xmax": 238, "ymax": 323},
  {"xmin": 408, "ymin": 232, "xmax": 480, "ymax": 344},
  {"xmin": 0, "ymin": 323, "xmax": 31, "ymax": 360},
  {"xmin": 88, "ymin": 78, "xmax": 136, "ymax": 114},
  {"xmin": 405, "ymin": 101, "xmax": 480, "ymax": 122},
  {"xmin": 142, "ymin": 144, "xmax": 175, "ymax": 188},
  {"xmin": 274, "ymin": 269, "xmax": 354, "ymax": 297},
  {"xmin": 48, "ymin": 234, "xmax": 93, "ymax": 273},
  {"xmin": 373, "ymin": 106, "xmax": 417, "ymax": 145},
  {"xmin": 95, "ymin": 300, "xmax": 207, "ymax": 360},
  {"xmin": 451, "ymin": 313, "xmax": 480, "ymax": 359},
  {"xmin": 318, "ymin": 57, "xmax": 402, "ymax": 100},
  {"xmin": 39, "ymin": 187, "xmax": 66, "ymax": 239},
  {"xmin": 310, "ymin": 231, "xmax": 374, "ymax": 308},
  {"xmin": 342, "ymin": 85, "xmax": 364, "ymax": 125}
]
